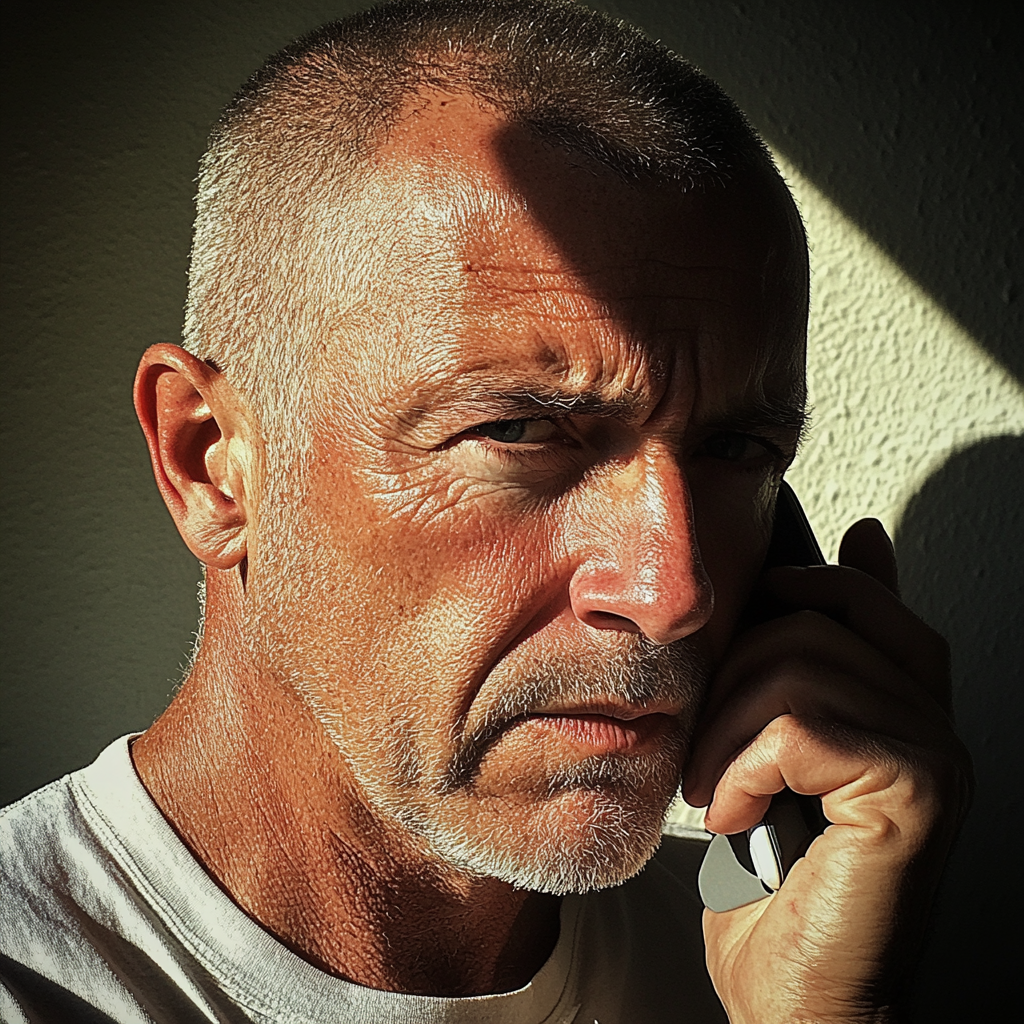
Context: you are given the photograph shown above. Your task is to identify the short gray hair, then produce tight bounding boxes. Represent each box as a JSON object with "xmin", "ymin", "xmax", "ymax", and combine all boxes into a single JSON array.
[{"xmin": 183, "ymin": 0, "xmax": 782, "ymax": 487}]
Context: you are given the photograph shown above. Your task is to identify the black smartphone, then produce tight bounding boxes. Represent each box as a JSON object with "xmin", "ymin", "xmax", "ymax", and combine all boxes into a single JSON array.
[{"xmin": 697, "ymin": 481, "xmax": 830, "ymax": 912}]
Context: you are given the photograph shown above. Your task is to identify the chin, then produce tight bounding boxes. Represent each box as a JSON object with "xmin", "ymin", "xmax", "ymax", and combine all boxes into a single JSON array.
[{"xmin": 404, "ymin": 770, "xmax": 677, "ymax": 895}]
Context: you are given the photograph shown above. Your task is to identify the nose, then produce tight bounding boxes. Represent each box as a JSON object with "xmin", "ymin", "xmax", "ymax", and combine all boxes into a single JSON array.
[{"xmin": 567, "ymin": 448, "xmax": 713, "ymax": 645}]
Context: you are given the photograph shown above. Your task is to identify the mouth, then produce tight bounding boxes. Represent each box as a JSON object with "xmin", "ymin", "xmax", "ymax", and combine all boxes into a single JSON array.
[
  {"xmin": 444, "ymin": 693, "xmax": 689, "ymax": 790},
  {"xmin": 517, "ymin": 702, "xmax": 680, "ymax": 755}
]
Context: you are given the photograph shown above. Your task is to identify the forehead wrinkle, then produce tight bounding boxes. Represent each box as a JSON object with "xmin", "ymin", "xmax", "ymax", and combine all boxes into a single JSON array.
[
  {"xmin": 370, "ymin": 150, "xmax": 752, "ymax": 348},
  {"xmin": 360, "ymin": 122, "xmax": 801, "ymax": 439},
  {"xmin": 454, "ymin": 263, "xmax": 703, "ymax": 401},
  {"xmin": 686, "ymin": 326, "xmax": 807, "ymax": 441},
  {"xmin": 461, "ymin": 275, "xmax": 759, "ymax": 323},
  {"xmin": 387, "ymin": 368, "xmax": 651, "ymax": 433},
  {"xmin": 455, "ymin": 211, "xmax": 767, "ymax": 360},
  {"xmin": 462, "ymin": 257, "xmax": 760, "ymax": 297}
]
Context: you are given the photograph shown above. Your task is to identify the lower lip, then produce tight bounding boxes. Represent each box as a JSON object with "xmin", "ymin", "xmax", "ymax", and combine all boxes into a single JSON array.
[{"xmin": 524, "ymin": 712, "xmax": 672, "ymax": 754}]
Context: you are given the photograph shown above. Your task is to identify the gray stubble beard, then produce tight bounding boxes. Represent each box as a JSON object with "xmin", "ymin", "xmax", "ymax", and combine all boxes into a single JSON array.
[
  {"xmin": 244, "ymin": 500, "xmax": 709, "ymax": 895},
  {"xmin": 358, "ymin": 641, "xmax": 709, "ymax": 895}
]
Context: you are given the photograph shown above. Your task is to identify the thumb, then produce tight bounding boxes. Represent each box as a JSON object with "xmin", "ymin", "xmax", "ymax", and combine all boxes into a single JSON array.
[{"xmin": 837, "ymin": 518, "xmax": 900, "ymax": 597}]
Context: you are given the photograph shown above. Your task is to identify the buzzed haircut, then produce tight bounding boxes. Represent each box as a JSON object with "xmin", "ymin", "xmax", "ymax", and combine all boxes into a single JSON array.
[{"xmin": 184, "ymin": 0, "xmax": 788, "ymax": 487}]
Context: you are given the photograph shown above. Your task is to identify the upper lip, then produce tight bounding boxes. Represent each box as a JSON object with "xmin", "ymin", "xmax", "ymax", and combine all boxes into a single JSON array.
[{"xmin": 528, "ymin": 700, "xmax": 680, "ymax": 721}]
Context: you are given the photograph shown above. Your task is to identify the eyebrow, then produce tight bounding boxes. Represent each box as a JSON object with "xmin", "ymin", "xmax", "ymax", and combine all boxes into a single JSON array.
[
  {"xmin": 391, "ymin": 374, "xmax": 648, "ymax": 430},
  {"xmin": 700, "ymin": 393, "xmax": 810, "ymax": 447}
]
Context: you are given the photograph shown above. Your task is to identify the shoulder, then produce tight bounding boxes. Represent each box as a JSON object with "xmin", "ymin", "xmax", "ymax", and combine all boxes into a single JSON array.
[
  {"xmin": 1, "ymin": 767, "xmax": 96, "ymax": 901},
  {"xmin": 1, "ymin": 736, "xmax": 141, "ymax": 889},
  {"xmin": 0, "ymin": 736, "xmax": 193, "ymax": 1022},
  {"xmin": 0, "ymin": 739, "xmax": 143, "ymax": 994}
]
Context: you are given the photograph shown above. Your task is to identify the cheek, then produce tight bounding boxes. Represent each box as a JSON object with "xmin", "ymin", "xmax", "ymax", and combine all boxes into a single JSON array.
[
  {"xmin": 335, "ymin": 494, "xmax": 558, "ymax": 629},
  {"xmin": 689, "ymin": 474, "xmax": 775, "ymax": 656},
  {"xmin": 297, "ymin": 461, "xmax": 564, "ymax": 712}
]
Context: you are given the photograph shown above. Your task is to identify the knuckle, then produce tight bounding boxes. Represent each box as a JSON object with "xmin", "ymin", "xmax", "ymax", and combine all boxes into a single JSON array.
[{"xmin": 760, "ymin": 712, "xmax": 805, "ymax": 746}]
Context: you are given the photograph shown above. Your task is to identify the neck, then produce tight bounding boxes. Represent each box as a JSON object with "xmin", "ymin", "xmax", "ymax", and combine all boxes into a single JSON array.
[{"xmin": 132, "ymin": 571, "xmax": 560, "ymax": 996}]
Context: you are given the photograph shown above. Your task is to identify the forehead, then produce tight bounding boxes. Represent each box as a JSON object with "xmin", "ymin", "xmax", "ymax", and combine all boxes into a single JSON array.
[{"xmin": 331, "ymin": 91, "xmax": 805, "ymax": 414}]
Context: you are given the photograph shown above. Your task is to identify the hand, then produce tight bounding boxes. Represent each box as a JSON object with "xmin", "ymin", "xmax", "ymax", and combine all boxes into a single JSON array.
[{"xmin": 682, "ymin": 518, "xmax": 973, "ymax": 1024}]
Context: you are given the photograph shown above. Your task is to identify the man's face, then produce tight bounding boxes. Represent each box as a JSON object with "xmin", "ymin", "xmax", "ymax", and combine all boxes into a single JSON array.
[{"xmin": 246, "ymin": 94, "xmax": 807, "ymax": 893}]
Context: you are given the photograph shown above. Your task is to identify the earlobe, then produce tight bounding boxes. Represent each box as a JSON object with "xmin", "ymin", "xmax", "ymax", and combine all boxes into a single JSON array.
[{"xmin": 134, "ymin": 344, "xmax": 255, "ymax": 569}]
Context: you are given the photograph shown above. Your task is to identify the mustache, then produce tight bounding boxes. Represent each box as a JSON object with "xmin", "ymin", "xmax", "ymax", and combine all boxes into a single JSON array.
[{"xmin": 442, "ymin": 637, "xmax": 709, "ymax": 791}]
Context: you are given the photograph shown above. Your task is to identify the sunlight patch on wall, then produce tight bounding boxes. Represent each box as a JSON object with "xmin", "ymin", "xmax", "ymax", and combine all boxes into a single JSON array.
[{"xmin": 777, "ymin": 155, "xmax": 1024, "ymax": 562}]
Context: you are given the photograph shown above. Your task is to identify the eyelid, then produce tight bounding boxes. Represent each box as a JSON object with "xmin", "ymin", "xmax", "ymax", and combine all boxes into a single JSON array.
[
  {"xmin": 698, "ymin": 429, "xmax": 792, "ymax": 461},
  {"xmin": 459, "ymin": 416, "xmax": 563, "ymax": 446},
  {"xmin": 740, "ymin": 432, "xmax": 788, "ymax": 460}
]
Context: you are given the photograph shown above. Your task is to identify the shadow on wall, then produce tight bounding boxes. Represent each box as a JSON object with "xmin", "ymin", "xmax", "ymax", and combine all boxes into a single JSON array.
[{"xmin": 895, "ymin": 434, "xmax": 1023, "ymax": 1022}]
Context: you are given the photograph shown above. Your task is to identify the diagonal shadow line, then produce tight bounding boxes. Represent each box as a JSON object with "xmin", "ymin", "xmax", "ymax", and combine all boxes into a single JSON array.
[{"xmin": 764, "ymin": 140, "xmax": 1023, "ymax": 388}]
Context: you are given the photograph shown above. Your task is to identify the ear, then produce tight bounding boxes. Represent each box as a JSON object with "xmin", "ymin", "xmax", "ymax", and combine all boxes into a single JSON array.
[{"xmin": 134, "ymin": 344, "xmax": 257, "ymax": 569}]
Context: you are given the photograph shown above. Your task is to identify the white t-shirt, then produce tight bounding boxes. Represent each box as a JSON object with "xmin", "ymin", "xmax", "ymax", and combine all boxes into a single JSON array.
[{"xmin": 0, "ymin": 736, "xmax": 726, "ymax": 1024}]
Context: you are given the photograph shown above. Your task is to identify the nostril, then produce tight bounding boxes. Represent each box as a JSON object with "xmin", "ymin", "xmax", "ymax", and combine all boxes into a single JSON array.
[{"xmin": 581, "ymin": 610, "xmax": 643, "ymax": 633}]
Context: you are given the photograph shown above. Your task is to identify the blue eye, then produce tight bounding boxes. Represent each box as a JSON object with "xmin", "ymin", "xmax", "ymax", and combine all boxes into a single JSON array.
[
  {"xmin": 476, "ymin": 420, "xmax": 528, "ymax": 443},
  {"xmin": 470, "ymin": 419, "xmax": 560, "ymax": 445}
]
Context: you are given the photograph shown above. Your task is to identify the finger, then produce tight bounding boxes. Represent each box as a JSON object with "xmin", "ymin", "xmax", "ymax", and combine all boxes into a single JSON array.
[
  {"xmin": 695, "ymin": 607, "xmax": 948, "ymax": 736},
  {"xmin": 703, "ymin": 713, "xmax": 970, "ymax": 842},
  {"xmin": 682, "ymin": 626, "xmax": 949, "ymax": 806},
  {"xmin": 700, "ymin": 713, "xmax": 910, "ymax": 836},
  {"xmin": 838, "ymin": 517, "xmax": 899, "ymax": 597},
  {"xmin": 757, "ymin": 565, "xmax": 951, "ymax": 708}
]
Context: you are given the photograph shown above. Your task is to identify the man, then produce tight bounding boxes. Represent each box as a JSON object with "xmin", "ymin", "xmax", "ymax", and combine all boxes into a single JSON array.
[{"xmin": 0, "ymin": 1, "xmax": 970, "ymax": 1021}]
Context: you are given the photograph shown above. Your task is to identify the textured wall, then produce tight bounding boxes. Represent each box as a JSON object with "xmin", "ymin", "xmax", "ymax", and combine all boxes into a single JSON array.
[
  {"xmin": 784, "ymin": 156, "xmax": 1023, "ymax": 557},
  {"xmin": 3, "ymin": 2, "xmax": 1020, "ymax": 1019}
]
